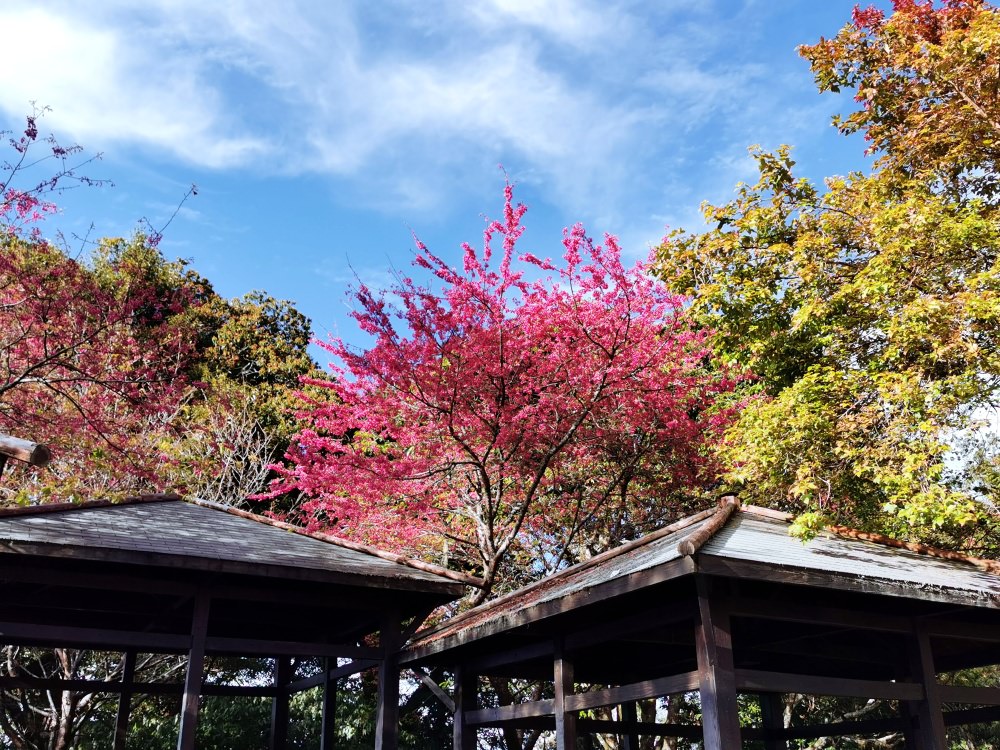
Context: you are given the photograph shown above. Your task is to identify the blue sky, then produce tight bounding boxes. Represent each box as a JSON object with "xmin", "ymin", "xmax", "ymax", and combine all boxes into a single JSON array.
[{"xmin": 0, "ymin": 0, "xmax": 875, "ymax": 358}]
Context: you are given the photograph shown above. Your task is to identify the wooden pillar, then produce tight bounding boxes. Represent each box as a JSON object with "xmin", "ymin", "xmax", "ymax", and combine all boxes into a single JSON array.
[
  {"xmin": 453, "ymin": 665, "xmax": 476, "ymax": 750},
  {"xmin": 620, "ymin": 701, "xmax": 639, "ymax": 750},
  {"xmin": 695, "ymin": 576, "xmax": 741, "ymax": 750},
  {"xmin": 270, "ymin": 657, "xmax": 293, "ymax": 750},
  {"xmin": 554, "ymin": 640, "xmax": 577, "ymax": 750},
  {"xmin": 112, "ymin": 650, "xmax": 136, "ymax": 750},
  {"xmin": 908, "ymin": 623, "xmax": 947, "ymax": 750},
  {"xmin": 320, "ymin": 658, "xmax": 337, "ymax": 750},
  {"xmin": 375, "ymin": 615, "xmax": 401, "ymax": 750},
  {"xmin": 177, "ymin": 591, "xmax": 210, "ymax": 750},
  {"xmin": 760, "ymin": 693, "xmax": 786, "ymax": 750}
]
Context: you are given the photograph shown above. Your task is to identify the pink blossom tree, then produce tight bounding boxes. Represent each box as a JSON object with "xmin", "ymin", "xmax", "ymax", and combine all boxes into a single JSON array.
[{"xmin": 274, "ymin": 185, "xmax": 739, "ymax": 599}]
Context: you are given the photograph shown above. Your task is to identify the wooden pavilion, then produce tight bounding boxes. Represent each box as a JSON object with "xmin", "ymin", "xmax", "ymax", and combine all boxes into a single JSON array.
[
  {"xmin": 403, "ymin": 498, "xmax": 1000, "ymax": 749},
  {"xmin": 0, "ymin": 493, "xmax": 478, "ymax": 750}
]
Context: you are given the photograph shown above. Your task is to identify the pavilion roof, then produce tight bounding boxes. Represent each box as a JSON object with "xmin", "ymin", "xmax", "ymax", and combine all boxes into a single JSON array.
[
  {"xmin": 0, "ymin": 494, "xmax": 474, "ymax": 595},
  {"xmin": 404, "ymin": 499, "xmax": 1000, "ymax": 660}
]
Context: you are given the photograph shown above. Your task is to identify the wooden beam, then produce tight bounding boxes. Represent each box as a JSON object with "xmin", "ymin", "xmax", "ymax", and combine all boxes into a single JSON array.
[
  {"xmin": 177, "ymin": 591, "xmax": 210, "ymax": 750},
  {"xmin": 735, "ymin": 669, "xmax": 923, "ymax": 700},
  {"xmin": 375, "ymin": 615, "xmax": 401, "ymax": 750},
  {"xmin": 0, "ymin": 434, "xmax": 50, "ymax": 466},
  {"xmin": 695, "ymin": 577, "xmax": 741, "ymax": 750},
  {"xmin": 554, "ymin": 640, "xmax": 576, "ymax": 750},
  {"xmin": 462, "ymin": 641, "xmax": 553, "ymax": 673},
  {"xmin": 112, "ymin": 650, "xmax": 136, "ymax": 750},
  {"xmin": 759, "ymin": 693, "xmax": 787, "ymax": 750},
  {"xmin": 937, "ymin": 684, "xmax": 1000, "ymax": 705},
  {"xmin": 204, "ymin": 636, "xmax": 379, "ymax": 660},
  {"xmin": 0, "ymin": 675, "xmax": 278, "ymax": 697},
  {"xmin": 908, "ymin": 623, "xmax": 946, "ymax": 750},
  {"xmin": 579, "ymin": 718, "xmax": 702, "ymax": 740},
  {"xmin": 465, "ymin": 699, "xmax": 555, "ymax": 726},
  {"xmin": 944, "ymin": 704, "xmax": 1000, "ymax": 726},
  {"xmin": 287, "ymin": 659, "xmax": 378, "ymax": 693},
  {"xmin": 0, "ymin": 620, "xmax": 190, "ymax": 651},
  {"xmin": 269, "ymin": 657, "xmax": 293, "ymax": 750},
  {"xmin": 453, "ymin": 665, "xmax": 477, "ymax": 750},
  {"xmin": 619, "ymin": 701, "xmax": 639, "ymax": 750},
  {"xmin": 321, "ymin": 658, "xmax": 337, "ymax": 750},
  {"xmin": 411, "ymin": 668, "xmax": 455, "ymax": 713},
  {"xmin": 564, "ymin": 671, "xmax": 700, "ymax": 712}
]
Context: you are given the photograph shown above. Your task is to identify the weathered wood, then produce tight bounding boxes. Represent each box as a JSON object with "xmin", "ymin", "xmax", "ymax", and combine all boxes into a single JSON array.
[
  {"xmin": 411, "ymin": 668, "xmax": 456, "ymax": 713},
  {"xmin": 678, "ymin": 496, "xmax": 738, "ymax": 556},
  {"xmin": 908, "ymin": 624, "xmax": 946, "ymax": 750},
  {"xmin": 726, "ymin": 595, "xmax": 912, "ymax": 634},
  {"xmin": 460, "ymin": 641, "xmax": 553, "ymax": 672},
  {"xmin": 735, "ymin": 669, "xmax": 923, "ymax": 700},
  {"xmin": 759, "ymin": 693, "xmax": 786, "ymax": 750},
  {"xmin": 177, "ymin": 591, "xmax": 210, "ymax": 750},
  {"xmin": 321, "ymin": 658, "xmax": 337, "ymax": 750},
  {"xmin": 465, "ymin": 699, "xmax": 555, "ymax": 726},
  {"xmin": 564, "ymin": 671, "xmax": 700, "ymax": 712},
  {"xmin": 403, "ymin": 556, "xmax": 697, "ymax": 663},
  {"xmin": 112, "ymin": 650, "xmax": 136, "ymax": 750},
  {"xmin": 269, "ymin": 657, "xmax": 293, "ymax": 750},
  {"xmin": 0, "ymin": 434, "xmax": 51, "ymax": 467},
  {"xmin": 828, "ymin": 524, "xmax": 1000, "ymax": 575},
  {"xmin": 375, "ymin": 615, "xmax": 401, "ymax": 750},
  {"xmin": 937, "ymin": 683, "xmax": 1000, "ymax": 705},
  {"xmin": 760, "ymin": 715, "xmax": 908, "ymax": 741},
  {"xmin": 943, "ymin": 704, "xmax": 1000, "ymax": 725},
  {"xmin": 695, "ymin": 577, "xmax": 741, "ymax": 750},
  {"xmin": 0, "ymin": 620, "xmax": 190, "ymax": 651},
  {"xmin": 619, "ymin": 701, "xmax": 640, "ymax": 750},
  {"xmin": 205, "ymin": 636, "xmax": 379, "ymax": 660},
  {"xmin": 287, "ymin": 659, "xmax": 378, "ymax": 693},
  {"xmin": 554, "ymin": 640, "xmax": 576, "ymax": 750},
  {"xmin": 0, "ymin": 675, "xmax": 278, "ymax": 697},
  {"xmin": 453, "ymin": 665, "xmax": 477, "ymax": 750}
]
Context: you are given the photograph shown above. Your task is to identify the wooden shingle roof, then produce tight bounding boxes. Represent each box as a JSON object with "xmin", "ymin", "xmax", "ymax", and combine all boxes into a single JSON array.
[{"xmin": 0, "ymin": 494, "xmax": 471, "ymax": 595}]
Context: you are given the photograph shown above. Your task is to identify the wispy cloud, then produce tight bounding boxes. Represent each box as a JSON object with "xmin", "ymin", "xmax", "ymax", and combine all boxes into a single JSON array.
[{"xmin": 0, "ymin": 0, "xmax": 838, "ymax": 235}]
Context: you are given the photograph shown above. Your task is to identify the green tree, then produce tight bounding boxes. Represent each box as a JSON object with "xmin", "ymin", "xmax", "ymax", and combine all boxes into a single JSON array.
[{"xmin": 655, "ymin": 1, "xmax": 1000, "ymax": 546}]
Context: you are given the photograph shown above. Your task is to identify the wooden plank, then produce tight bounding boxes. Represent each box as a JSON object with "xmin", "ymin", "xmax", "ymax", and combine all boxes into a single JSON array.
[
  {"xmin": 177, "ymin": 591, "xmax": 210, "ymax": 750},
  {"xmin": 204, "ymin": 637, "xmax": 379, "ymax": 660},
  {"xmin": 287, "ymin": 659, "xmax": 378, "ymax": 693},
  {"xmin": 943, "ymin": 704, "xmax": 1000, "ymax": 726},
  {"xmin": 735, "ymin": 669, "xmax": 923, "ymax": 700},
  {"xmin": 112, "ymin": 650, "xmax": 136, "ymax": 750},
  {"xmin": 763, "ymin": 715, "xmax": 907, "ymax": 741},
  {"xmin": 564, "ymin": 671, "xmax": 700, "ymax": 712},
  {"xmin": 554, "ymin": 641, "xmax": 576, "ymax": 750},
  {"xmin": 0, "ymin": 620, "xmax": 190, "ymax": 651},
  {"xmin": 465, "ymin": 699, "xmax": 555, "ymax": 726},
  {"xmin": 726, "ymin": 595, "xmax": 911, "ymax": 634},
  {"xmin": 909, "ymin": 624, "xmax": 946, "ymax": 750},
  {"xmin": 453, "ymin": 665, "xmax": 477, "ymax": 750},
  {"xmin": 579, "ymin": 718, "xmax": 702, "ymax": 740},
  {"xmin": 321, "ymin": 658, "xmax": 337, "ymax": 750},
  {"xmin": 375, "ymin": 616, "xmax": 401, "ymax": 750},
  {"xmin": 269, "ymin": 657, "xmax": 292, "ymax": 750},
  {"xmin": 695, "ymin": 577, "xmax": 741, "ymax": 750},
  {"xmin": 0, "ymin": 675, "xmax": 277, "ymax": 696},
  {"xmin": 411, "ymin": 668, "xmax": 455, "ymax": 713},
  {"xmin": 937, "ymin": 684, "xmax": 1000, "ymax": 706}
]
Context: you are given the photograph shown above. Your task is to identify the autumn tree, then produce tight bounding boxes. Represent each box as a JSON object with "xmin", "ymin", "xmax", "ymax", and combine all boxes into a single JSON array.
[
  {"xmin": 273, "ymin": 185, "xmax": 737, "ymax": 600},
  {"xmin": 655, "ymin": 0, "xmax": 1000, "ymax": 546}
]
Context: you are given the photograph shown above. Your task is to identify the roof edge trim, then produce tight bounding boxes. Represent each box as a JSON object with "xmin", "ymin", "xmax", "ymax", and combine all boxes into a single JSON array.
[{"xmin": 0, "ymin": 493, "xmax": 180, "ymax": 518}]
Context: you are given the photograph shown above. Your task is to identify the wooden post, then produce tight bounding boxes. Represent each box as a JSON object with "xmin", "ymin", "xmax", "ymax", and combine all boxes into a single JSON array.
[
  {"xmin": 320, "ymin": 658, "xmax": 337, "ymax": 750},
  {"xmin": 112, "ymin": 650, "xmax": 136, "ymax": 750},
  {"xmin": 270, "ymin": 657, "xmax": 293, "ymax": 750},
  {"xmin": 177, "ymin": 591, "xmax": 210, "ymax": 750},
  {"xmin": 554, "ymin": 640, "xmax": 577, "ymax": 750},
  {"xmin": 453, "ymin": 665, "xmax": 477, "ymax": 750},
  {"xmin": 760, "ymin": 693, "xmax": 786, "ymax": 750},
  {"xmin": 375, "ymin": 615, "xmax": 401, "ymax": 750},
  {"xmin": 695, "ymin": 576, "xmax": 741, "ymax": 750},
  {"xmin": 908, "ymin": 623, "xmax": 947, "ymax": 750},
  {"xmin": 620, "ymin": 701, "xmax": 640, "ymax": 750}
]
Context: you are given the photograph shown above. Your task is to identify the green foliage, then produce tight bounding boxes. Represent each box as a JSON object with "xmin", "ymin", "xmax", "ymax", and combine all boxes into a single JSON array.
[{"xmin": 655, "ymin": 3, "xmax": 1000, "ymax": 545}]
